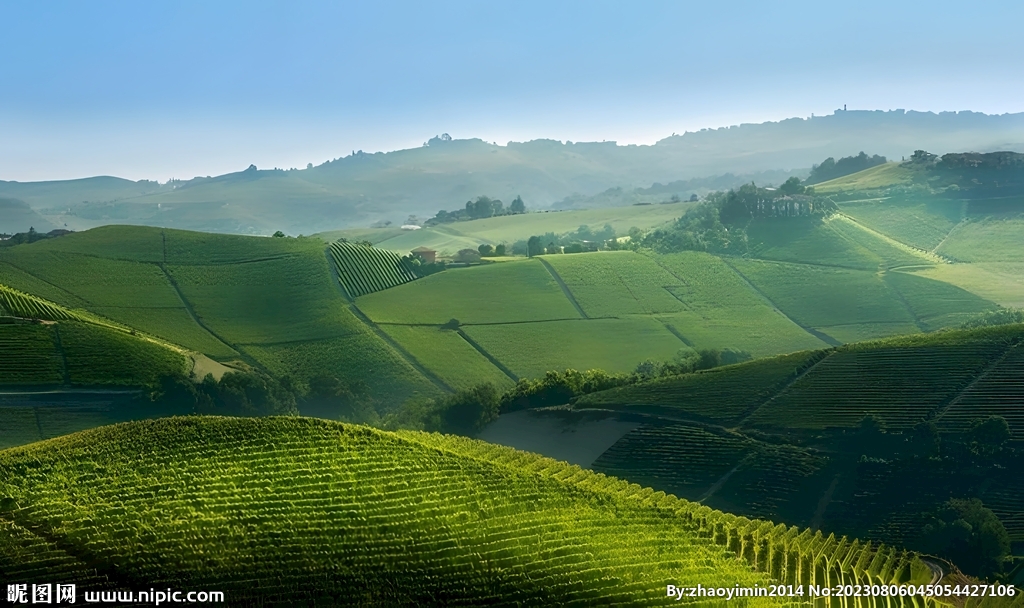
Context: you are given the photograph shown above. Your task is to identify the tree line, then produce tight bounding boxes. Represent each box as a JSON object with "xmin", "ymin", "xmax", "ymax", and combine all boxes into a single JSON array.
[{"xmin": 427, "ymin": 195, "xmax": 527, "ymax": 225}]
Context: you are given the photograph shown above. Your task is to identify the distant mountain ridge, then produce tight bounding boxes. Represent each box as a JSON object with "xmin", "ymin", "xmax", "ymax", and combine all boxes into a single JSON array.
[{"xmin": 2, "ymin": 109, "xmax": 1023, "ymax": 236}]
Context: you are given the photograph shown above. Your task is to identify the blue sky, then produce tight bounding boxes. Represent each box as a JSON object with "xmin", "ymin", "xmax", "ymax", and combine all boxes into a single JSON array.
[{"xmin": 2, "ymin": 1, "xmax": 1022, "ymax": 181}]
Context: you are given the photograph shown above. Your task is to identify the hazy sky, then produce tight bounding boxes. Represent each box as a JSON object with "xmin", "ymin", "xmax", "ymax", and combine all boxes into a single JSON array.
[{"xmin": 2, "ymin": 1, "xmax": 1022, "ymax": 182}]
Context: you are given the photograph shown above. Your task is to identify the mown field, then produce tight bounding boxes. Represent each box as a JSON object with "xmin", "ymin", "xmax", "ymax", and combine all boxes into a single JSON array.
[
  {"xmin": 0, "ymin": 416, "xmax": 952, "ymax": 605},
  {"xmin": 937, "ymin": 216, "xmax": 1024, "ymax": 263},
  {"xmin": 837, "ymin": 196, "xmax": 964, "ymax": 251}
]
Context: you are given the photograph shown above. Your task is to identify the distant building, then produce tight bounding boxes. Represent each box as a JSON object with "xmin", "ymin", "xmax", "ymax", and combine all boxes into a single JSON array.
[
  {"xmin": 411, "ymin": 246, "xmax": 436, "ymax": 264},
  {"xmin": 400, "ymin": 224, "xmax": 422, "ymax": 231}
]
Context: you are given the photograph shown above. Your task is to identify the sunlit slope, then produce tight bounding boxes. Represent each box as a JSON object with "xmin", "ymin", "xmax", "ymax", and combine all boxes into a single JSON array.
[
  {"xmin": 0, "ymin": 417, "xmax": 947, "ymax": 605},
  {"xmin": 580, "ymin": 323, "xmax": 1024, "ymax": 436},
  {"xmin": 812, "ymin": 163, "xmax": 917, "ymax": 193},
  {"xmin": 576, "ymin": 324, "xmax": 1024, "ymax": 547},
  {"xmin": 0, "ymin": 226, "xmax": 439, "ymax": 403}
]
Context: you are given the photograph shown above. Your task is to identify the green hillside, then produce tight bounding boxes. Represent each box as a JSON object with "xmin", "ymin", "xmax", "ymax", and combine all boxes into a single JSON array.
[
  {"xmin": 0, "ymin": 416, "xmax": 957, "ymax": 605},
  {"xmin": 812, "ymin": 163, "xmax": 917, "ymax": 193},
  {"xmin": 0, "ymin": 226, "xmax": 441, "ymax": 405},
  {"xmin": 569, "ymin": 323, "xmax": 1024, "ymax": 559},
  {"xmin": 328, "ymin": 240, "xmax": 418, "ymax": 297},
  {"xmin": 0, "ymin": 321, "xmax": 188, "ymax": 387}
]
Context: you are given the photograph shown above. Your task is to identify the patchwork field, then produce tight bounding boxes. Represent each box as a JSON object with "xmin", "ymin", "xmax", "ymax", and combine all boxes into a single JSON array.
[
  {"xmin": 379, "ymin": 325, "xmax": 514, "ymax": 391},
  {"xmin": 541, "ymin": 251, "xmax": 685, "ymax": 316},
  {"xmin": 743, "ymin": 327, "xmax": 1020, "ymax": 432},
  {"xmin": 745, "ymin": 216, "xmax": 895, "ymax": 271},
  {"xmin": 728, "ymin": 258, "xmax": 921, "ymax": 342}
]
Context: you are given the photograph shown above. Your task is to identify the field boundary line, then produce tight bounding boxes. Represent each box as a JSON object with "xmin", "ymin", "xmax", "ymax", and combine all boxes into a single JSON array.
[
  {"xmin": 155, "ymin": 263, "xmax": 244, "ymax": 362},
  {"xmin": 697, "ymin": 456, "xmax": 749, "ymax": 503},
  {"xmin": 537, "ymin": 258, "xmax": 589, "ymax": 319},
  {"xmin": 720, "ymin": 258, "xmax": 841, "ymax": 347},
  {"xmin": 882, "ymin": 273, "xmax": 929, "ymax": 333},
  {"xmin": 0, "ymin": 511, "xmax": 130, "ymax": 587},
  {"xmin": 930, "ymin": 341, "xmax": 1020, "ymax": 422},
  {"xmin": 0, "ymin": 260, "xmax": 90, "ymax": 308},
  {"xmin": 809, "ymin": 473, "xmax": 842, "ymax": 531},
  {"xmin": 320, "ymin": 247, "xmax": 453, "ymax": 392},
  {"xmin": 660, "ymin": 322, "xmax": 695, "ymax": 347},
  {"xmin": 931, "ymin": 217, "xmax": 969, "ymax": 256},
  {"xmin": 831, "ymin": 212, "xmax": 948, "ymax": 265},
  {"xmin": 455, "ymin": 329, "xmax": 520, "ymax": 383},
  {"xmin": 349, "ymin": 304, "xmax": 455, "ymax": 393},
  {"xmin": 32, "ymin": 406, "xmax": 44, "ymax": 441},
  {"xmin": 733, "ymin": 350, "xmax": 834, "ymax": 428},
  {"xmin": 52, "ymin": 325, "xmax": 71, "ymax": 386}
]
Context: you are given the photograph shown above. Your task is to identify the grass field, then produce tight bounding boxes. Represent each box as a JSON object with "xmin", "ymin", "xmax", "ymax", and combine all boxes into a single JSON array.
[
  {"xmin": 541, "ymin": 251, "xmax": 685, "ymax": 316},
  {"xmin": 379, "ymin": 325, "xmax": 515, "ymax": 390},
  {"xmin": 0, "ymin": 417, "xmax": 942, "ymax": 604},
  {"xmin": 318, "ymin": 202, "xmax": 693, "ymax": 255},
  {"xmin": 357, "ymin": 259, "xmax": 580, "ymax": 325},
  {"xmin": 837, "ymin": 196, "xmax": 964, "ymax": 251},
  {"xmin": 825, "ymin": 214, "xmax": 935, "ymax": 268},
  {"xmin": 463, "ymin": 318, "xmax": 689, "ymax": 379},
  {"xmin": 729, "ymin": 258, "xmax": 921, "ymax": 342},
  {"xmin": 936, "ymin": 215, "xmax": 1024, "ymax": 263},
  {"xmin": 576, "ymin": 351, "xmax": 824, "ymax": 425},
  {"xmin": 812, "ymin": 163, "xmax": 916, "ymax": 193}
]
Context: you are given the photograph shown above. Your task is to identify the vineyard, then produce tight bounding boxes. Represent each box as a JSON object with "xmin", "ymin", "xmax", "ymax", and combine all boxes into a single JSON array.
[
  {"xmin": 357, "ymin": 258, "xmax": 580, "ymax": 325},
  {"xmin": 744, "ymin": 329, "xmax": 1018, "ymax": 431},
  {"xmin": 575, "ymin": 351, "xmax": 825, "ymax": 425},
  {"xmin": 0, "ymin": 284, "xmax": 82, "ymax": 321},
  {"xmin": 462, "ymin": 317, "xmax": 688, "ymax": 379},
  {"xmin": 937, "ymin": 343, "xmax": 1024, "ymax": 440},
  {"xmin": 541, "ymin": 251, "xmax": 687, "ymax": 316},
  {"xmin": 729, "ymin": 258, "xmax": 922, "ymax": 343},
  {"xmin": 0, "ymin": 324, "xmax": 64, "ymax": 385},
  {"xmin": 0, "ymin": 416, "xmax": 1001, "ymax": 606},
  {"xmin": 328, "ymin": 240, "xmax": 418, "ymax": 298},
  {"xmin": 837, "ymin": 196, "xmax": 963, "ymax": 251}
]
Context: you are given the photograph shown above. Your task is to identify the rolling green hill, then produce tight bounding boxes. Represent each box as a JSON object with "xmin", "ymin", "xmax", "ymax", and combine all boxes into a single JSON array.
[
  {"xmin": 0, "ymin": 416, "xmax": 961, "ymax": 605},
  {"xmin": 569, "ymin": 323, "xmax": 1024, "ymax": 560}
]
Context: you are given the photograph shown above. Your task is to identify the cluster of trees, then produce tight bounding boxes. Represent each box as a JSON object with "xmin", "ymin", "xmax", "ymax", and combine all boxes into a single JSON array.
[
  {"xmin": 477, "ymin": 243, "xmax": 507, "ymax": 257},
  {"xmin": 516, "ymin": 224, "xmax": 619, "ymax": 257},
  {"xmin": 637, "ymin": 183, "xmax": 835, "ymax": 255},
  {"xmin": 0, "ymin": 227, "xmax": 73, "ymax": 248},
  {"xmin": 153, "ymin": 370, "xmax": 381, "ymax": 423},
  {"xmin": 426, "ymin": 195, "xmax": 527, "ymax": 225},
  {"xmin": 633, "ymin": 347, "xmax": 752, "ymax": 379},
  {"xmin": 960, "ymin": 308, "xmax": 1024, "ymax": 329},
  {"xmin": 916, "ymin": 498, "xmax": 1011, "ymax": 579},
  {"xmin": 805, "ymin": 152, "xmax": 887, "ymax": 184}
]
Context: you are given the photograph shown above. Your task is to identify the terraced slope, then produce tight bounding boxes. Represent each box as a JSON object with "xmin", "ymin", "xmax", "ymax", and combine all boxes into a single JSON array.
[
  {"xmin": 0, "ymin": 284, "xmax": 84, "ymax": 321},
  {"xmin": 0, "ymin": 417, "xmax": 949, "ymax": 606}
]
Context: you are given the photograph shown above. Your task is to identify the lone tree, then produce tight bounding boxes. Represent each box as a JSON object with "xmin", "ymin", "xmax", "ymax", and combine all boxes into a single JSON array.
[
  {"xmin": 527, "ymin": 236, "xmax": 543, "ymax": 258},
  {"xmin": 272, "ymin": 231, "xmax": 286, "ymax": 238},
  {"xmin": 510, "ymin": 195, "xmax": 526, "ymax": 214}
]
